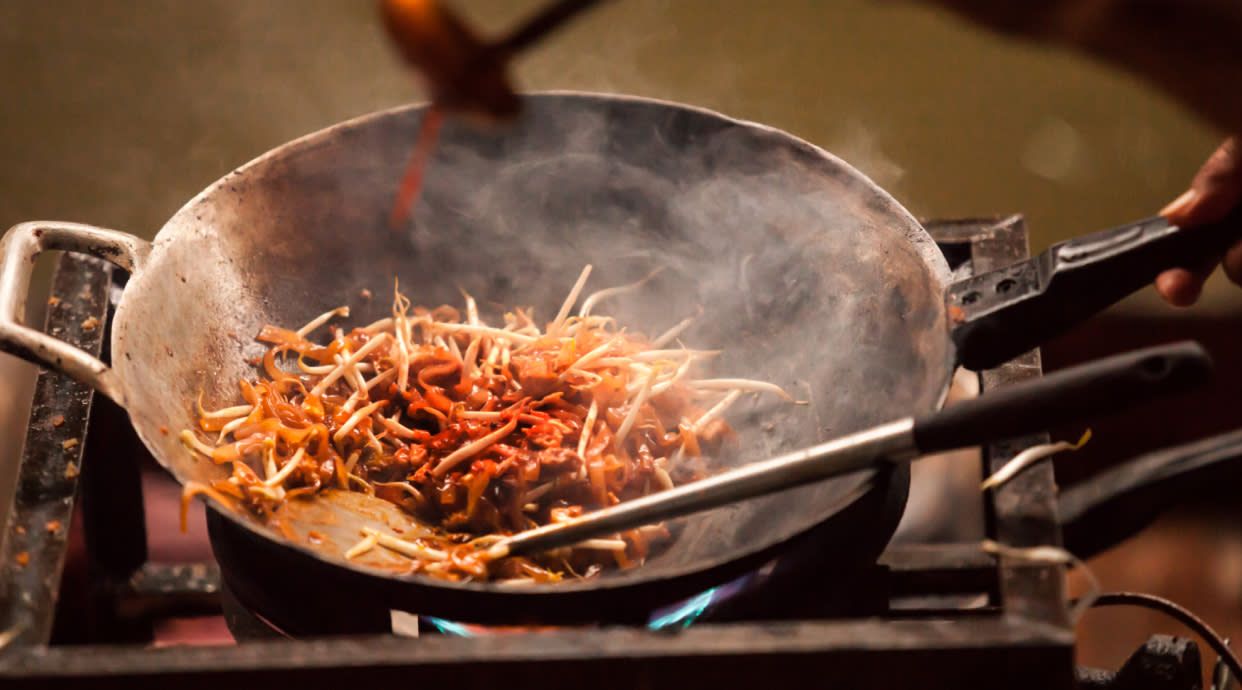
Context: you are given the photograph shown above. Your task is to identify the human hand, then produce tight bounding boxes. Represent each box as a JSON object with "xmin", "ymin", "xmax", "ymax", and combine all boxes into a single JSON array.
[
  {"xmin": 900, "ymin": 2, "xmax": 1242, "ymax": 306},
  {"xmin": 1155, "ymin": 138, "xmax": 1242, "ymax": 306}
]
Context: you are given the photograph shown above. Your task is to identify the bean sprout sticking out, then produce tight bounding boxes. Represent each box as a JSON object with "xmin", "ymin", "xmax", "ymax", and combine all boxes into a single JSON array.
[
  {"xmin": 548, "ymin": 265, "xmax": 592, "ymax": 336},
  {"xmin": 981, "ymin": 430, "xmax": 1091, "ymax": 491},
  {"xmin": 578, "ymin": 268, "xmax": 663, "ymax": 319},
  {"xmin": 296, "ymin": 306, "xmax": 350, "ymax": 339}
]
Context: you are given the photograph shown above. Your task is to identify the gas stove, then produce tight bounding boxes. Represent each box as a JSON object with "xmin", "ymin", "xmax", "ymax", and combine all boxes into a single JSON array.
[{"xmin": 0, "ymin": 216, "xmax": 1207, "ymax": 689}]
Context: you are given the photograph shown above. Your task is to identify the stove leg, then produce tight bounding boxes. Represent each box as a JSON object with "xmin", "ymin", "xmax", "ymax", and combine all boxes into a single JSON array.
[{"xmin": 74, "ymin": 281, "xmax": 159, "ymax": 644}]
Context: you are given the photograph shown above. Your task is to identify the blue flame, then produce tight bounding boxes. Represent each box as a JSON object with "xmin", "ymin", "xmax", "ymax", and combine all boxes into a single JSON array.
[
  {"xmin": 425, "ymin": 574, "xmax": 754, "ymax": 636},
  {"xmin": 645, "ymin": 587, "xmax": 719, "ymax": 630},
  {"xmin": 426, "ymin": 617, "xmax": 474, "ymax": 636}
]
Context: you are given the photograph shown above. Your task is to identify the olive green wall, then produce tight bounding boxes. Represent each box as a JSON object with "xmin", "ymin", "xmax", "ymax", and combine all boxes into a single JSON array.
[{"xmin": 1, "ymin": 1, "xmax": 1232, "ymax": 313}]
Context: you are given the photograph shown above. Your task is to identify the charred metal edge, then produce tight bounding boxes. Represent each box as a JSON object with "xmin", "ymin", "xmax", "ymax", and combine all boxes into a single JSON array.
[
  {"xmin": 880, "ymin": 543, "xmax": 997, "ymax": 599},
  {"xmin": 115, "ymin": 563, "xmax": 223, "ymax": 622},
  {"xmin": 968, "ymin": 217, "xmax": 1070, "ymax": 629},
  {"xmin": 77, "ymin": 283, "xmax": 154, "ymax": 643},
  {"xmin": 0, "ymin": 617, "xmax": 1074, "ymax": 689},
  {"xmin": 0, "ymin": 253, "xmax": 111, "ymax": 648},
  {"xmin": 920, "ymin": 216, "xmax": 1068, "ymax": 626},
  {"xmin": 125, "ymin": 563, "xmax": 221, "ymax": 599},
  {"xmin": 923, "ymin": 215, "xmax": 1023, "ymax": 246}
]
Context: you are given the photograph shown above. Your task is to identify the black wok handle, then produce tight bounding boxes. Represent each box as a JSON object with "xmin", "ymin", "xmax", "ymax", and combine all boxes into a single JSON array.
[
  {"xmin": 949, "ymin": 210, "xmax": 1242, "ymax": 371},
  {"xmin": 1059, "ymin": 428, "xmax": 1242, "ymax": 560},
  {"xmin": 912, "ymin": 341, "xmax": 1213, "ymax": 454}
]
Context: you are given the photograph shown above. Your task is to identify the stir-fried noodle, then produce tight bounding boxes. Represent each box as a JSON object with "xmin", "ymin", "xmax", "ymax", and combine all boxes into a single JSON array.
[{"xmin": 180, "ymin": 266, "xmax": 794, "ymax": 582}]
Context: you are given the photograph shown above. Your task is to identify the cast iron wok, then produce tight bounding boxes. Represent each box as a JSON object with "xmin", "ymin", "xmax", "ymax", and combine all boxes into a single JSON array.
[{"xmin": 0, "ymin": 92, "xmax": 1232, "ymax": 626}]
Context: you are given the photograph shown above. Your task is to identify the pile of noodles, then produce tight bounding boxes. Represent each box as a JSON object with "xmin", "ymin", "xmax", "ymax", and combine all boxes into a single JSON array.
[{"xmin": 181, "ymin": 266, "xmax": 793, "ymax": 582}]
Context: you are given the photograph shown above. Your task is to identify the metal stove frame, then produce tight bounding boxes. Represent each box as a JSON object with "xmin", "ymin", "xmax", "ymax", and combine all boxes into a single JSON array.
[{"xmin": 0, "ymin": 217, "xmax": 1080, "ymax": 689}]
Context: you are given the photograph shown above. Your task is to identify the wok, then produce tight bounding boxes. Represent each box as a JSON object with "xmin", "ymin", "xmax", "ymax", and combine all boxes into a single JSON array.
[{"xmin": 0, "ymin": 92, "xmax": 1233, "ymax": 626}]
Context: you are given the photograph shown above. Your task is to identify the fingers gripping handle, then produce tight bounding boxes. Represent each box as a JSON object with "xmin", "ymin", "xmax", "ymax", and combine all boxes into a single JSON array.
[{"xmin": 0, "ymin": 222, "xmax": 149, "ymax": 407}]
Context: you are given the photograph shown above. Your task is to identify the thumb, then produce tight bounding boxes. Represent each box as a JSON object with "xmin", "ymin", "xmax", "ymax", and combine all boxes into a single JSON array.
[{"xmin": 1161, "ymin": 137, "xmax": 1242, "ymax": 227}]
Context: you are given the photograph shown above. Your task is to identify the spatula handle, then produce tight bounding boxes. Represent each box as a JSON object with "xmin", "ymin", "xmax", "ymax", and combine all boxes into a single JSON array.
[
  {"xmin": 913, "ymin": 341, "xmax": 1213, "ymax": 454},
  {"xmin": 498, "ymin": 342, "xmax": 1211, "ymax": 558}
]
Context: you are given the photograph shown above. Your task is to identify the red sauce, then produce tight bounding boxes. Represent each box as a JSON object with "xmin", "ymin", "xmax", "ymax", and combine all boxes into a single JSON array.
[{"xmin": 389, "ymin": 106, "xmax": 445, "ymax": 230}]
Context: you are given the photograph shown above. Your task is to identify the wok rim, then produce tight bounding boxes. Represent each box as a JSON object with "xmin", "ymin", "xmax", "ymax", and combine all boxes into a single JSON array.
[{"xmin": 113, "ymin": 90, "xmax": 955, "ymax": 598}]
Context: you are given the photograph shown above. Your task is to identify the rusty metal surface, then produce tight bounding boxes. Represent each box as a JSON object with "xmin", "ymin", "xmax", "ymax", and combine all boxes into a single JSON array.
[
  {"xmin": 968, "ymin": 217, "xmax": 1069, "ymax": 629},
  {"xmin": 68, "ymin": 281, "xmax": 154, "ymax": 644},
  {"xmin": 924, "ymin": 216, "xmax": 1024, "ymax": 247},
  {"xmin": 880, "ymin": 543, "xmax": 997, "ymax": 598},
  {"xmin": 902, "ymin": 216, "xmax": 1068, "ymax": 630},
  {"xmin": 116, "ymin": 563, "xmax": 222, "ymax": 622},
  {"xmin": 0, "ymin": 616, "xmax": 1074, "ymax": 690},
  {"xmin": 0, "ymin": 253, "xmax": 111, "ymax": 647},
  {"xmin": 126, "ymin": 563, "xmax": 221, "ymax": 599}
]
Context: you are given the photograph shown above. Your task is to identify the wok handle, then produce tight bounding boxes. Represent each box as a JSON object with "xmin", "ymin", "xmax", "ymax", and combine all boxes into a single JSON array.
[
  {"xmin": 912, "ymin": 341, "xmax": 1213, "ymax": 454},
  {"xmin": 1059, "ymin": 428, "xmax": 1242, "ymax": 560},
  {"xmin": 0, "ymin": 222, "xmax": 149, "ymax": 407},
  {"xmin": 948, "ymin": 210, "xmax": 1242, "ymax": 371}
]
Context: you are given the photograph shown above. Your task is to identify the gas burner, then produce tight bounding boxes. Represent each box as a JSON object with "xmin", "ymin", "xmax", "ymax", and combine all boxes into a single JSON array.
[{"xmin": 0, "ymin": 216, "xmax": 1219, "ymax": 689}]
